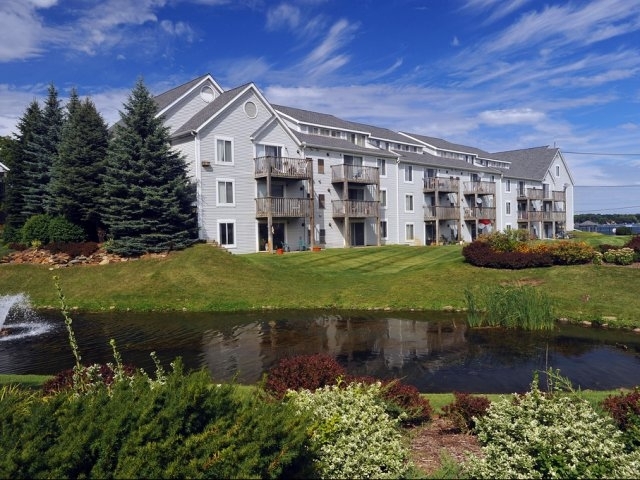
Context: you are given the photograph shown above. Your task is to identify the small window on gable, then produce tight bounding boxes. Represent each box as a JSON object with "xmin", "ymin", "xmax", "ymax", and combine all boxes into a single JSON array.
[
  {"xmin": 318, "ymin": 194, "xmax": 325, "ymax": 209},
  {"xmin": 556, "ymin": 165, "xmax": 560, "ymax": 176},
  {"xmin": 318, "ymin": 158, "xmax": 324, "ymax": 174}
]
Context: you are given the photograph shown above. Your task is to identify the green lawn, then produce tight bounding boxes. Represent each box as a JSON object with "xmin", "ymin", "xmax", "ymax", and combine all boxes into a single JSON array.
[{"xmin": 1, "ymin": 234, "xmax": 639, "ymax": 328}]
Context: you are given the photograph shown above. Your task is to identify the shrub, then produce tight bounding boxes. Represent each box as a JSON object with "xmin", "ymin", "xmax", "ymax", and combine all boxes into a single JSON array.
[
  {"xmin": 616, "ymin": 226, "xmax": 633, "ymax": 235},
  {"xmin": 464, "ymin": 375, "xmax": 640, "ymax": 478},
  {"xmin": 265, "ymin": 353, "xmax": 346, "ymax": 399},
  {"xmin": 2, "ymin": 366, "xmax": 314, "ymax": 479},
  {"xmin": 625, "ymin": 235, "xmax": 640, "ymax": 254},
  {"xmin": 547, "ymin": 240, "xmax": 596, "ymax": 265},
  {"xmin": 442, "ymin": 391, "xmax": 491, "ymax": 433},
  {"xmin": 45, "ymin": 241, "xmax": 99, "ymax": 257},
  {"xmin": 602, "ymin": 388, "xmax": 640, "ymax": 450},
  {"xmin": 287, "ymin": 381, "xmax": 412, "ymax": 479},
  {"xmin": 354, "ymin": 376, "xmax": 432, "ymax": 425},
  {"xmin": 462, "ymin": 240, "xmax": 553, "ymax": 269},
  {"xmin": 603, "ymin": 247, "xmax": 635, "ymax": 265},
  {"xmin": 482, "ymin": 230, "xmax": 530, "ymax": 252},
  {"xmin": 20, "ymin": 214, "xmax": 52, "ymax": 245},
  {"xmin": 47, "ymin": 216, "xmax": 86, "ymax": 243}
]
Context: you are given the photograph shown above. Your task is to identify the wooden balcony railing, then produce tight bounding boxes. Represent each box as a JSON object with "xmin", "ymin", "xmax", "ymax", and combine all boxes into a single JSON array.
[
  {"xmin": 463, "ymin": 181, "xmax": 496, "ymax": 194},
  {"xmin": 255, "ymin": 197, "xmax": 311, "ymax": 218},
  {"xmin": 332, "ymin": 200, "xmax": 379, "ymax": 217},
  {"xmin": 518, "ymin": 211, "xmax": 566, "ymax": 222},
  {"xmin": 464, "ymin": 207, "xmax": 497, "ymax": 220},
  {"xmin": 254, "ymin": 156, "xmax": 311, "ymax": 179},
  {"xmin": 423, "ymin": 205, "xmax": 459, "ymax": 220},
  {"xmin": 330, "ymin": 164, "xmax": 379, "ymax": 184},
  {"xmin": 423, "ymin": 177, "xmax": 460, "ymax": 192}
]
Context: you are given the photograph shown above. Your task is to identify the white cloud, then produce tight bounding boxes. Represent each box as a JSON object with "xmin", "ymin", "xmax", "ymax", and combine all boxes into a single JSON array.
[
  {"xmin": 451, "ymin": 36, "xmax": 460, "ymax": 47},
  {"xmin": 266, "ymin": 3, "xmax": 301, "ymax": 31},
  {"xmin": 0, "ymin": 0, "xmax": 54, "ymax": 61},
  {"xmin": 479, "ymin": 108, "xmax": 545, "ymax": 126}
]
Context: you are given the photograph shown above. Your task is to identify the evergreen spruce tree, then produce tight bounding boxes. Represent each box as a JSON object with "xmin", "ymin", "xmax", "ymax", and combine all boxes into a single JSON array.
[
  {"xmin": 50, "ymin": 89, "xmax": 109, "ymax": 240},
  {"xmin": 101, "ymin": 78, "xmax": 197, "ymax": 256},
  {"xmin": 0, "ymin": 136, "xmax": 15, "ymax": 225},
  {"xmin": 2, "ymin": 101, "xmax": 45, "ymax": 243},
  {"xmin": 23, "ymin": 83, "xmax": 64, "ymax": 216}
]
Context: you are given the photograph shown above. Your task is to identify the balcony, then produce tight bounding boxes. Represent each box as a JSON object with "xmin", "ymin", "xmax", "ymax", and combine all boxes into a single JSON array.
[
  {"xmin": 424, "ymin": 205, "xmax": 459, "ymax": 220},
  {"xmin": 519, "ymin": 210, "xmax": 566, "ymax": 222},
  {"xmin": 255, "ymin": 197, "xmax": 312, "ymax": 218},
  {"xmin": 423, "ymin": 177, "xmax": 459, "ymax": 192},
  {"xmin": 464, "ymin": 206, "xmax": 496, "ymax": 220},
  {"xmin": 463, "ymin": 181, "xmax": 496, "ymax": 195},
  {"xmin": 254, "ymin": 156, "xmax": 311, "ymax": 179},
  {"xmin": 331, "ymin": 164, "xmax": 379, "ymax": 184},
  {"xmin": 332, "ymin": 200, "xmax": 379, "ymax": 218}
]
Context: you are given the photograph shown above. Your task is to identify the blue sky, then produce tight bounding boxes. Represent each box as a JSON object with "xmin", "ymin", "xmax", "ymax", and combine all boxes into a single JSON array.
[{"xmin": 1, "ymin": 0, "xmax": 639, "ymax": 215}]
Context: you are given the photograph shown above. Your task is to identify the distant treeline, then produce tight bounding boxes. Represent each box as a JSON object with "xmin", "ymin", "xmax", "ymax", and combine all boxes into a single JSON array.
[{"xmin": 575, "ymin": 214, "xmax": 640, "ymax": 224}]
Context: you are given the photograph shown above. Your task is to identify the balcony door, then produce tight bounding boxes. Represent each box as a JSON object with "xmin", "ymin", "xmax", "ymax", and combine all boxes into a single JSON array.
[{"xmin": 257, "ymin": 144, "xmax": 282, "ymax": 158}]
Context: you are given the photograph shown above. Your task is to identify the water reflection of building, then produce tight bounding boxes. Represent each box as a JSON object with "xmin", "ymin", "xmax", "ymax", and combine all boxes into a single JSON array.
[{"xmin": 200, "ymin": 313, "xmax": 469, "ymax": 384}]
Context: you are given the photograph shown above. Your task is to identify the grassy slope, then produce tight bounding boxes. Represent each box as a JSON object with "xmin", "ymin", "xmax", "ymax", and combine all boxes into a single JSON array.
[{"xmin": 0, "ymin": 236, "xmax": 639, "ymax": 327}]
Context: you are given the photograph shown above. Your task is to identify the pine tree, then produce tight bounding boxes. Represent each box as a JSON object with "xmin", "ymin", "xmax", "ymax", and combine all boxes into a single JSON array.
[
  {"xmin": 50, "ymin": 89, "xmax": 109, "ymax": 240},
  {"xmin": 0, "ymin": 136, "xmax": 15, "ymax": 226},
  {"xmin": 2, "ymin": 101, "xmax": 45, "ymax": 243},
  {"xmin": 23, "ymin": 83, "xmax": 64, "ymax": 216},
  {"xmin": 101, "ymin": 78, "xmax": 197, "ymax": 256}
]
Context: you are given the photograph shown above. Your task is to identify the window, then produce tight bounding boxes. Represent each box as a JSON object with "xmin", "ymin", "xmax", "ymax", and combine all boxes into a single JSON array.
[
  {"xmin": 318, "ymin": 194, "xmax": 325, "ymax": 209},
  {"xmin": 318, "ymin": 158, "xmax": 324, "ymax": 174},
  {"xmin": 405, "ymin": 194, "xmax": 414, "ymax": 212},
  {"xmin": 505, "ymin": 179, "xmax": 511, "ymax": 192},
  {"xmin": 405, "ymin": 223, "xmax": 415, "ymax": 241},
  {"xmin": 405, "ymin": 164, "xmax": 413, "ymax": 182},
  {"xmin": 556, "ymin": 165, "xmax": 560, "ymax": 176},
  {"xmin": 217, "ymin": 179, "xmax": 235, "ymax": 205},
  {"xmin": 380, "ymin": 220, "xmax": 388, "ymax": 239},
  {"xmin": 219, "ymin": 221, "xmax": 235, "ymax": 247},
  {"xmin": 216, "ymin": 138, "xmax": 233, "ymax": 164},
  {"xmin": 319, "ymin": 228, "xmax": 326, "ymax": 243},
  {"xmin": 380, "ymin": 189, "xmax": 387, "ymax": 208},
  {"xmin": 377, "ymin": 158, "xmax": 386, "ymax": 176},
  {"xmin": 506, "ymin": 201, "xmax": 511, "ymax": 215}
]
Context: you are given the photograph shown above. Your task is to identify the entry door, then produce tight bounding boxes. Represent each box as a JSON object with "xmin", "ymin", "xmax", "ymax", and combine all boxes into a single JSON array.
[{"xmin": 350, "ymin": 222, "xmax": 365, "ymax": 246}]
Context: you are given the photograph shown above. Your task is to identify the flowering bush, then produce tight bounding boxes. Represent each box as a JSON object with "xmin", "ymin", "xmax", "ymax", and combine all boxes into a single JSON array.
[
  {"xmin": 464, "ymin": 377, "xmax": 640, "ymax": 478},
  {"xmin": 603, "ymin": 247, "xmax": 635, "ymax": 265},
  {"xmin": 287, "ymin": 381, "xmax": 412, "ymax": 479},
  {"xmin": 547, "ymin": 240, "xmax": 596, "ymax": 265}
]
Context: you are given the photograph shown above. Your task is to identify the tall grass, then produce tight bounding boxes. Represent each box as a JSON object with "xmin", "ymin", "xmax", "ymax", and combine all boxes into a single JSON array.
[{"xmin": 465, "ymin": 285, "xmax": 555, "ymax": 330}]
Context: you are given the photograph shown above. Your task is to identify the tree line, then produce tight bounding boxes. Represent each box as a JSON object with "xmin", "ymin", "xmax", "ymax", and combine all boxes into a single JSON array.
[
  {"xmin": 574, "ymin": 214, "xmax": 640, "ymax": 225},
  {"xmin": 0, "ymin": 79, "xmax": 197, "ymax": 256}
]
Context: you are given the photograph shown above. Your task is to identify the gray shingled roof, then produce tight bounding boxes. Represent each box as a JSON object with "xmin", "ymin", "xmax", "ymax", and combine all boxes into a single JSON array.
[
  {"xmin": 401, "ymin": 132, "xmax": 500, "ymax": 160},
  {"xmin": 396, "ymin": 150, "xmax": 502, "ymax": 174},
  {"xmin": 173, "ymin": 83, "xmax": 252, "ymax": 136},
  {"xmin": 275, "ymin": 104, "xmax": 423, "ymax": 146},
  {"xmin": 294, "ymin": 131, "xmax": 397, "ymax": 158},
  {"xmin": 154, "ymin": 74, "xmax": 212, "ymax": 112},
  {"xmin": 491, "ymin": 146, "xmax": 559, "ymax": 181}
]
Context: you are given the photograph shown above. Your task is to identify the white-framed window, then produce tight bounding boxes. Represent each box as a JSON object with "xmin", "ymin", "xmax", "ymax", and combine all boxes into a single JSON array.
[
  {"xmin": 405, "ymin": 223, "xmax": 415, "ymax": 241},
  {"xmin": 217, "ymin": 178, "xmax": 235, "ymax": 206},
  {"xmin": 377, "ymin": 158, "xmax": 387, "ymax": 177},
  {"xmin": 505, "ymin": 179, "xmax": 511, "ymax": 192},
  {"xmin": 216, "ymin": 137, "xmax": 233, "ymax": 164},
  {"xmin": 405, "ymin": 194, "xmax": 414, "ymax": 212},
  {"xmin": 218, "ymin": 220, "xmax": 236, "ymax": 247},
  {"xmin": 380, "ymin": 220, "xmax": 388, "ymax": 239},
  {"xmin": 404, "ymin": 164, "xmax": 413, "ymax": 182},
  {"xmin": 556, "ymin": 165, "xmax": 560, "ymax": 176},
  {"xmin": 506, "ymin": 201, "xmax": 511, "ymax": 215},
  {"xmin": 380, "ymin": 189, "xmax": 387, "ymax": 208}
]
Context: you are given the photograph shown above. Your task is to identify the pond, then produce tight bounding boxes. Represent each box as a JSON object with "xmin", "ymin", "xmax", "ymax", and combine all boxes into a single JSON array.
[{"xmin": 2, "ymin": 305, "xmax": 640, "ymax": 393}]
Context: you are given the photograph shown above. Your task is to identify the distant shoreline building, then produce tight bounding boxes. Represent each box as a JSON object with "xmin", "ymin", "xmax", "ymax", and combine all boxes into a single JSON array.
[{"xmin": 155, "ymin": 74, "xmax": 574, "ymax": 253}]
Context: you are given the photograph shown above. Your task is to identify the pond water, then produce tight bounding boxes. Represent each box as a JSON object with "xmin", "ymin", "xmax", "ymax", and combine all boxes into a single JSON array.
[{"xmin": 2, "ymin": 307, "xmax": 640, "ymax": 393}]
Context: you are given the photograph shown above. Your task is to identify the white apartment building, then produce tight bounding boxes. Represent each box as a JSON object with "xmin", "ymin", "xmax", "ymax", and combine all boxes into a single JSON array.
[{"xmin": 156, "ymin": 74, "xmax": 574, "ymax": 253}]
